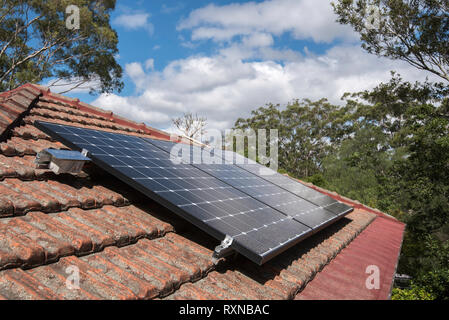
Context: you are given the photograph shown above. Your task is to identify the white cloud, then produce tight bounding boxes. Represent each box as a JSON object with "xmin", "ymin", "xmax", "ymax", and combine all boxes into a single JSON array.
[
  {"xmin": 93, "ymin": 93, "xmax": 171, "ymax": 124},
  {"xmin": 161, "ymin": 3, "xmax": 184, "ymax": 14},
  {"xmin": 90, "ymin": 0, "xmax": 438, "ymax": 134},
  {"xmin": 92, "ymin": 45, "xmax": 437, "ymax": 133},
  {"xmin": 113, "ymin": 13, "xmax": 154, "ymax": 35},
  {"xmin": 178, "ymin": 0, "xmax": 357, "ymax": 43},
  {"xmin": 124, "ymin": 62, "xmax": 148, "ymax": 89},
  {"xmin": 242, "ymin": 33, "xmax": 274, "ymax": 48},
  {"xmin": 145, "ymin": 58, "xmax": 155, "ymax": 71}
]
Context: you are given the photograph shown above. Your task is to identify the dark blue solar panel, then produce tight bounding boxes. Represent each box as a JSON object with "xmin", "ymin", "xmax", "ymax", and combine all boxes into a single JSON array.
[
  {"xmin": 36, "ymin": 121, "xmax": 318, "ymax": 264},
  {"xmin": 235, "ymin": 164, "xmax": 353, "ymax": 217},
  {"xmin": 146, "ymin": 139, "xmax": 353, "ymax": 219}
]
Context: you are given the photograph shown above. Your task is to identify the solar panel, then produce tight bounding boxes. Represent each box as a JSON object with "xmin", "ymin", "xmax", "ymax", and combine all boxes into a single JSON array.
[
  {"xmin": 208, "ymin": 147, "xmax": 353, "ymax": 217},
  {"xmin": 234, "ymin": 164, "xmax": 353, "ymax": 216},
  {"xmin": 36, "ymin": 121, "xmax": 319, "ymax": 264},
  {"xmin": 145, "ymin": 139, "xmax": 347, "ymax": 229},
  {"xmin": 147, "ymin": 139, "xmax": 353, "ymax": 218},
  {"xmin": 36, "ymin": 121, "xmax": 353, "ymax": 265}
]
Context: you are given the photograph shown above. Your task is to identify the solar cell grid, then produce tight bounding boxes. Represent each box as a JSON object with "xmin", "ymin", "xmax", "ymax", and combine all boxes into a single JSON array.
[
  {"xmin": 236, "ymin": 164, "xmax": 352, "ymax": 216},
  {"xmin": 192, "ymin": 163, "xmax": 339, "ymax": 229},
  {"xmin": 145, "ymin": 139, "xmax": 352, "ymax": 224},
  {"xmin": 148, "ymin": 139, "xmax": 344, "ymax": 210},
  {"xmin": 35, "ymin": 121, "xmax": 315, "ymax": 264}
]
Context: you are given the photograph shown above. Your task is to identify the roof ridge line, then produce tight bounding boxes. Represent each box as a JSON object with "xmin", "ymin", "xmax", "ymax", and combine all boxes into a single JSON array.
[
  {"xmin": 0, "ymin": 85, "xmax": 43, "ymax": 142},
  {"xmin": 1, "ymin": 83, "xmax": 177, "ymax": 141},
  {"xmin": 38, "ymin": 87, "xmax": 172, "ymax": 140}
]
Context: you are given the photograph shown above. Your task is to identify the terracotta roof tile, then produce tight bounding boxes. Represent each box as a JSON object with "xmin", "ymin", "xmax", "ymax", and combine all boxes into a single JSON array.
[
  {"xmin": 30, "ymin": 107, "xmax": 131, "ymax": 132},
  {"xmin": 0, "ymin": 268, "xmax": 63, "ymax": 300},
  {"xmin": 0, "ymin": 155, "xmax": 49, "ymax": 181},
  {"xmin": 41, "ymin": 255, "xmax": 137, "ymax": 300},
  {"xmin": 23, "ymin": 114, "xmax": 173, "ymax": 142},
  {"xmin": 0, "ymin": 83, "xmax": 405, "ymax": 300},
  {"xmin": 36, "ymin": 101, "xmax": 109, "ymax": 121},
  {"xmin": 0, "ymin": 233, "xmax": 216, "ymax": 300},
  {"xmin": 0, "ymin": 84, "xmax": 43, "ymax": 137},
  {"xmin": 11, "ymin": 125, "xmax": 52, "ymax": 141},
  {"xmin": 0, "ymin": 137, "xmax": 65, "ymax": 156},
  {"xmin": 36, "ymin": 91, "xmax": 173, "ymax": 140},
  {"xmin": 0, "ymin": 178, "xmax": 130, "ymax": 216},
  {"xmin": 0, "ymin": 205, "xmax": 173, "ymax": 271}
]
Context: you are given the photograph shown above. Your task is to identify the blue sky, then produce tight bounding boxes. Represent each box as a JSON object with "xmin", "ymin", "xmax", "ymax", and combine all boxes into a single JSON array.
[{"xmin": 59, "ymin": 0, "xmax": 435, "ymax": 133}]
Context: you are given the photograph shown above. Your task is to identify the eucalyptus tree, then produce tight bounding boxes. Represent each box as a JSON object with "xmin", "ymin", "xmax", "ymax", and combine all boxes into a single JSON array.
[
  {"xmin": 0, "ymin": 0, "xmax": 123, "ymax": 93},
  {"xmin": 332, "ymin": 0, "xmax": 449, "ymax": 81}
]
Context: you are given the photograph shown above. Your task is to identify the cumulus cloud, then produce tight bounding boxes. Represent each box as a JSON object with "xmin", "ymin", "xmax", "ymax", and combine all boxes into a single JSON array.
[
  {"xmin": 90, "ymin": 0, "xmax": 438, "ymax": 134},
  {"xmin": 144, "ymin": 58, "xmax": 155, "ymax": 71},
  {"xmin": 92, "ymin": 45, "xmax": 436, "ymax": 133},
  {"xmin": 178, "ymin": 0, "xmax": 357, "ymax": 43},
  {"xmin": 113, "ymin": 13, "xmax": 154, "ymax": 35}
]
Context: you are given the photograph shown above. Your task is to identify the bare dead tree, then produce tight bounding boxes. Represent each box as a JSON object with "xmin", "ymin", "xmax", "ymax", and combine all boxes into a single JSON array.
[{"xmin": 172, "ymin": 112, "xmax": 207, "ymax": 141}]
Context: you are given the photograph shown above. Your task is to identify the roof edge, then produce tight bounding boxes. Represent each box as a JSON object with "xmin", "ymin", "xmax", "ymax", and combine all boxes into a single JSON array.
[
  {"xmin": 1, "ymin": 83, "xmax": 177, "ymax": 141},
  {"xmin": 38, "ymin": 88, "xmax": 172, "ymax": 140},
  {"xmin": 0, "ymin": 83, "xmax": 44, "ymax": 139},
  {"xmin": 387, "ymin": 219, "xmax": 406, "ymax": 299}
]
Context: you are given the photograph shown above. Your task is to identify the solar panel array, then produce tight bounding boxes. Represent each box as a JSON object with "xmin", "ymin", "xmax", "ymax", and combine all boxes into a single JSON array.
[
  {"xmin": 36, "ymin": 121, "xmax": 353, "ymax": 265},
  {"xmin": 146, "ymin": 139, "xmax": 348, "ymax": 229}
]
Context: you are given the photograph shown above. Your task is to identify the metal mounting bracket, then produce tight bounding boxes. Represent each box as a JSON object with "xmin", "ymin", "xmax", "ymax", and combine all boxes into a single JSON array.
[
  {"xmin": 81, "ymin": 148, "xmax": 89, "ymax": 157},
  {"xmin": 213, "ymin": 235, "xmax": 234, "ymax": 260}
]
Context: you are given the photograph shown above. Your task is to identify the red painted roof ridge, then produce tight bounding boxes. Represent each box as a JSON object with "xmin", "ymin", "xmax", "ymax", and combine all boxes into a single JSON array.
[
  {"xmin": 0, "ymin": 83, "xmax": 46, "ymax": 99},
  {"xmin": 296, "ymin": 215, "xmax": 406, "ymax": 300}
]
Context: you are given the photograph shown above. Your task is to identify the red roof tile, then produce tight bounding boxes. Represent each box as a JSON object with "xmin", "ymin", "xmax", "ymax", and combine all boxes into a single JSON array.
[
  {"xmin": 0, "ymin": 84, "xmax": 42, "ymax": 138},
  {"xmin": 0, "ymin": 83, "xmax": 406, "ymax": 300}
]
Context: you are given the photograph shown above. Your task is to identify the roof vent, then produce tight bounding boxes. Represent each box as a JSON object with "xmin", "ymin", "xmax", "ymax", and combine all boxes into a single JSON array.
[{"xmin": 35, "ymin": 148, "xmax": 90, "ymax": 174}]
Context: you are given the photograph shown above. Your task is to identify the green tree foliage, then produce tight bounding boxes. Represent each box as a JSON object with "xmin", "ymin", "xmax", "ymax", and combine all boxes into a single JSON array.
[
  {"xmin": 323, "ymin": 74, "xmax": 449, "ymax": 217},
  {"xmin": 234, "ymin": 0, "xmax": 449, "ymax": 300},
  {"xmin": 392, "ymin": 283, "xmax": 435, "ymax": 300},
  {"xmin": 234, "ymin": 99, "xmax": 353, "ymax": 178},
  {"xmin": 0, "ymin": 0, "xmax": 123, "ymax": 93},
  {"xmin": 398, "ymin": 235, "xmax": 449, "ymax": 299},
  {"xmin": 332, "ymin": 0, "xmax": 449, "ymax": 82},
  {"xmin": 319, "ymin": 125, "xmax": 392, "ymax": 208},
  {"xmin": 391, "ymin": 92, "xmax": 449, "ymax": 235},
  {"xmin": 233, "ymin": 74, "xmax": 449, "ymax": 299}
]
